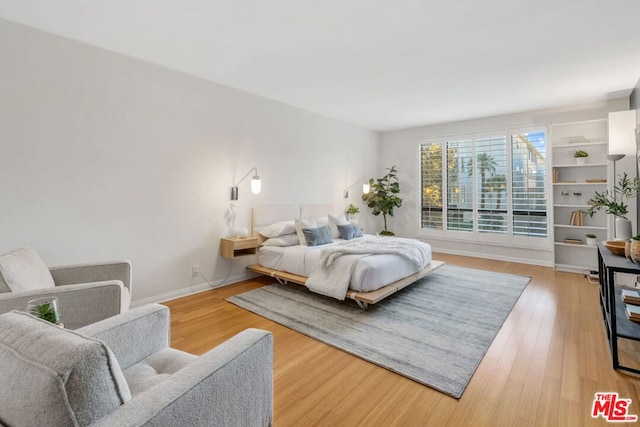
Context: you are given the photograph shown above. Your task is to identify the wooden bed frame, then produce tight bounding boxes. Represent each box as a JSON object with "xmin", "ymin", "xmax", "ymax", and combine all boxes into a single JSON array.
[
  {"xmin": 247, "ymin": 261, "xmax": 444, "ymax": 309},
  {"xmin": 248, "ymin": 204, "xmax": 444, "ymax": 309}
]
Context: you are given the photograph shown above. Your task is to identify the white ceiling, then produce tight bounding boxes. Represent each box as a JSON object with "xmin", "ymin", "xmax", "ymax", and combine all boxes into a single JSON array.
[{"xmin": 1, "ymin": 1, "xmax": 639, "ymax": 131}]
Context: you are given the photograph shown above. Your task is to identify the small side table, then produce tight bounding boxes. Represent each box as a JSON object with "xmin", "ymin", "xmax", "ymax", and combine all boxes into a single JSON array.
[{"xmin": 220, "ymin": 237, "xmax": 260, "ymax": 259}]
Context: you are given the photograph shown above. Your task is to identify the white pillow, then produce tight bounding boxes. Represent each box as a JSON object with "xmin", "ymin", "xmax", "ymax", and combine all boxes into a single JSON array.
[
  {"xmin": 258, "ymin": 220, "xmax": 296, "ymax": 238},
  {"xmin": 0, "ymin": 247, "xmax": 55, "ymax": 292},
  {"xmin": 328, "ymin": 214, "xmax": 349, "ymax": 238},
  {"xmin": 315, "ymin": 216, "xmax": 330, "ymax": 228},
  {"xmin": 295, "ymin": 218, "xmax": 317, "ymax": 245},
  {"xmin": 261, "ymin": 234, "xmax": 300, "ymax": 247}
]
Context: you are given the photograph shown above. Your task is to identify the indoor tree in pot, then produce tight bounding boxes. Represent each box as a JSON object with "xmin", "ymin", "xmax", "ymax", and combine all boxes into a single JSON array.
[
  {"xmin": 587, "ymin": 172, "xmax": 640, "ymax": 241},
  {"xmin": 362, "ymin": 165, "xmax": 402, "ymax": 236}
]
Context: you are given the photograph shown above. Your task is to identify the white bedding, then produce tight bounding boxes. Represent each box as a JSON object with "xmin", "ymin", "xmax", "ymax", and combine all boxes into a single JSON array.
[{"xmin": 257, "ymin": 236, "xmax": 432, "ymax": 293}]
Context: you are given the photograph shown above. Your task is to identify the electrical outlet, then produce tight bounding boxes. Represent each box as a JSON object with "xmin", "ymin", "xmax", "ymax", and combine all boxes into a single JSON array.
[{"xmin": 192, "ymin": 265, "xmax": 198, "ymax": 277}]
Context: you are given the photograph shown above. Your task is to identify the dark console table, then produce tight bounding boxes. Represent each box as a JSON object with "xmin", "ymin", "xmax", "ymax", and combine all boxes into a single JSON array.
[{"xmin": 597, "ymin": 241, "xmax": 640, "ymax": 374}]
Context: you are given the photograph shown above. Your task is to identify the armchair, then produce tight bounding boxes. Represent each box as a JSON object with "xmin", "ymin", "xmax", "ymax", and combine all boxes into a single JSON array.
[
  {"xmin": 0, "ymin": 304, "xmax": 274, "ymax": 426},
  {"xmin": 0, "ymin": 247, "xmax": 131, "ymax": 329}
]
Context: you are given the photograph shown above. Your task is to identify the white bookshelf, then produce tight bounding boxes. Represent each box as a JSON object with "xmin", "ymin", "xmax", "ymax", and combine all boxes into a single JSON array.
[{"xmin": 551, "ymin": 118, "xmax": 610, "ymax": 273}]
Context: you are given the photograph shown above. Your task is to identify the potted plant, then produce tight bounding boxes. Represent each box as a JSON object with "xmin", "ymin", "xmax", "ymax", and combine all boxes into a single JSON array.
[
  {"xmin": 573, "ymin": 150, "xmax": 589, "ymax": 164},
  {"xmin": 27, "ymin": 297, "xmax": 61, "ymax": 326},
  {"xmin": 362, "ymin": 165, "xmax": 402, "ymax": 236},
  {"xmin": 345, "ymin": 203, "xmax": 360, "ymax": 221},
  {"xmin": 585, "ymin": 233, "xmax": 597, "ymax": 246},
  {"xmin": 587, "ymin": 172, "xmax": 640, "ymax": 241}
]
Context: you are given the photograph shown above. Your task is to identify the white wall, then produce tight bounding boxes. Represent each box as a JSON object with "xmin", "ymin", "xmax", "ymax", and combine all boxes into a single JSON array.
[
  {"xmin": 0, "ymin": 19, "xmax": 379, "ymax": 303},
  {"xmin": 380, "ymin": 99, "xmax": 630, "ymax": 265}
]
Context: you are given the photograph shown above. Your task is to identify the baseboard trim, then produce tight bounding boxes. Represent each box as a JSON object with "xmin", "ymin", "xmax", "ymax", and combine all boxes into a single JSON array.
[
  {"xmin": 130, "ymin": 271, "xmax": 258, "ymax": 308},
  {"xmin": 432, "ymin": 247, "xmax": 553, "ymax": 268}
]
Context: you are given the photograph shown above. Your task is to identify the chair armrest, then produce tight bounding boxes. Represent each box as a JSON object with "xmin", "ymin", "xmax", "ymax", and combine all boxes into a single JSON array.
[
  {"xmin": 92, "ymin": 328, "xmax": 273, "ymax": 427},
  {"xmin": 77, "ymin": 304, "xmax": 170, "ymax": 369},
  {"xmin": 49, "ymin": 260, "xmax": 131, "ymax": 293},
  {"xmin": 0, "ymin": 281, "xmax": 125, "ymax": 330}
]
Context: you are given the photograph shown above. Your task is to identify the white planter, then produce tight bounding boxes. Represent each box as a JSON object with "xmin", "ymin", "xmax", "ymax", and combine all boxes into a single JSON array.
[
  {"xmin": 615, "ymin": 217, "xmax": 632, "ymax": 241},
  {"xmin": 575, "ymin": 157, "xmax": 587, "ymax": 165},
  {"xmin": 586, "ymin": 237, "xmax": 597, "ymax": 246}
]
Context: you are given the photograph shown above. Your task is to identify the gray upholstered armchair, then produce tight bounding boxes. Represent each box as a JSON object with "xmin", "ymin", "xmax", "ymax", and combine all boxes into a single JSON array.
[
  {"xmin": 0, "ymin": 247, "xmax": 131, "ymax": 329},
  {"xmin": 0, "ymin": 304, "xmax": 274, "ymax": 426}
]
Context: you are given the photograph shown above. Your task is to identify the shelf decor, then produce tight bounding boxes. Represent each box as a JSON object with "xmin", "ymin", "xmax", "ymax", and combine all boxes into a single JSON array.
[
  {"xmin": 630, "ymin": 237, "xmax": 640, "ymax": 264},
  {"xmin": 573, "ymin": 150, "xmax": 589, "ymax": 164}
]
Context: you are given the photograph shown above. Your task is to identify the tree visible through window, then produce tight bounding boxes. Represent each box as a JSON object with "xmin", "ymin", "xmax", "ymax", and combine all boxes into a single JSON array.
[{"xmin": 420, "ymin": 128, "xmax": 547, "ymax": 239}]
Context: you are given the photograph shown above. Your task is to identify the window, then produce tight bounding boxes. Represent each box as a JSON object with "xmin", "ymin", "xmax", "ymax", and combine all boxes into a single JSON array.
[
  {"xmin": 420, "ymin": 142, "xmax": 445, "ymax": 230},
  {"xmin": 446, "ymin": 139, "xmax": 473, "ymax": 231},
  {"xmin": 420, "ymin": 127, "xmax": 547, "ymax": 241},
  {"xmin": 511, "ymin": 131, "xmax": 547, "ymax": 237}
]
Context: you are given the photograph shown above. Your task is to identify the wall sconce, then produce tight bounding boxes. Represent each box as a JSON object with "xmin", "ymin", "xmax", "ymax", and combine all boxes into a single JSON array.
[
  {"xmin": 343, "ymin": 176, "xmax": 370, "ymax": 198},
  {"xmin": 231, "ymin": 167, "xmax": 261, "ymax": 200}
]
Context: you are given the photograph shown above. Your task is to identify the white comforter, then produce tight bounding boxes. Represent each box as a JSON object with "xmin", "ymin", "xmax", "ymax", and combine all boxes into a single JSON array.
[{"xmin": 305, "ymin": 235, "xmax": 431, "ymax": 300}]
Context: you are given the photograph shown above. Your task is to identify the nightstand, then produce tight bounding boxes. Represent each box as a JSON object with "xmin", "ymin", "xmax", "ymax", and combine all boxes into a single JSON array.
[{"xmin": 220, "ymin": 237, "xmax": 260, "ymax": 259}]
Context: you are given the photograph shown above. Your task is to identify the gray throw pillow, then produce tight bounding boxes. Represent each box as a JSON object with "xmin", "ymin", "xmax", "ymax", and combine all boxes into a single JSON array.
[
  {"xmin": 337, "ymin": 223, "xmax": 363, "ymax": 240},
  {"xmin": 302, "ymin": 226, "xmax": 333, "ymax": 246}
]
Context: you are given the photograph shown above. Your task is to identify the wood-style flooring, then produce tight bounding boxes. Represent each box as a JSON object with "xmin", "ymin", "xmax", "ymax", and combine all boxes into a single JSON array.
[{"xmin": 162, "ymin": 253, "xmax": 640, "ymax": 426}]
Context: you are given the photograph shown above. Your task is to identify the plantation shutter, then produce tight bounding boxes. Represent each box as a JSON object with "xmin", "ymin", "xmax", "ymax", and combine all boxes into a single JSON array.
[
  {"xmin": 446, "ymin": 139, "xmax": 473, "ymax": 232},
  {"xmin": 420, "ymin": 142, "xmax": 444, "ymax": 230},
  {"xmin": 511, "ymin": 131, "xmax": 547, "ymax": 237},
  {"xmin": 476, "ymin": 136, "xmax": 508, "ymax": 235}
]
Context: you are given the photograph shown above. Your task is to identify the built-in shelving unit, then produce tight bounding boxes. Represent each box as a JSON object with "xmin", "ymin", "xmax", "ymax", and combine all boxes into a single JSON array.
[{"xmin": 551, "ymin": 118, "xmax": 610, "ymax": 273}]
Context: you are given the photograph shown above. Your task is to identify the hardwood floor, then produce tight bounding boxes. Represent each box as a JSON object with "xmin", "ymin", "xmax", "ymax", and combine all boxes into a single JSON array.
[{"xmin": 162, "ymin": 253, "xmax": 640, "ymax": 426}]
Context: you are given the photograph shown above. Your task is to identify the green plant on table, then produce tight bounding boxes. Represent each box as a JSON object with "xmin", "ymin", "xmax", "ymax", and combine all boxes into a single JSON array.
[
  {"xmin": 30, "ymin": 302, "xmax": 60, "ymax": 324},
  {"xmin": 587, "ymin": 173, "xmax": 640, "ymax": 219},
  {"xmin": 345, "ymin": 204, "xmax": 360, "ymax": 215}
]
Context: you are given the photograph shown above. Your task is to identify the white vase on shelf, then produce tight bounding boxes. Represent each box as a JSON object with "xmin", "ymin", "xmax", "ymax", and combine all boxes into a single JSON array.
[
  {"xmin": 575, "ymin": 157, "xmax": 587, "ymax": 165},
  {"xmin": 615, "ymin": 217, "xmax": 632, "ymax": 241}
]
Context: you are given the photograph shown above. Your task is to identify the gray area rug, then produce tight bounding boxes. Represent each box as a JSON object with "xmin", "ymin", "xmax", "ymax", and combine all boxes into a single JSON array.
[{"xmin": 227, "ymin": 264, "xmax": 530, "ymax": 398}]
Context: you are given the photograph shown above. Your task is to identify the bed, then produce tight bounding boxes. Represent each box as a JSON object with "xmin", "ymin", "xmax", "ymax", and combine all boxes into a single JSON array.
[{"xmin": 246, "ymin": 204, "xmax": 444, "ymax": 309}]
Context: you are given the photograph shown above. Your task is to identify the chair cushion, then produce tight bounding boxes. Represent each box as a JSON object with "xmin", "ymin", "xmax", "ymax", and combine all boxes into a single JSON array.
[
  {"xmin": 124, "ymin": 348, "xmax": 197, "ymax": 396},
  {"xmin": 0, "ymin": 247, "xmax": 55, "ymax": 293},
  {"xmin": 0, "ymin": 311, "xmax": 131, "ymax": 426}
]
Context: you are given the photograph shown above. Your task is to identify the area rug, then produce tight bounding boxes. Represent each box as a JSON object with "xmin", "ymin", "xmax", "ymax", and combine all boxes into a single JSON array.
[{"xmin": 227, "ymin": 264, "xmax": 530, "ymax": 398}]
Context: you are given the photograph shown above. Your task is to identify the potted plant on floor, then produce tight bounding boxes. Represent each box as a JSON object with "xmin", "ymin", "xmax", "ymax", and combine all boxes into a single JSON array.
[
  {"xmin": 362, "ymin": 165, "xmax": 402, "ymax": 236},
  {"xmin": 587, "ymin": 172, "xmax": 640, "ymax": 241}
]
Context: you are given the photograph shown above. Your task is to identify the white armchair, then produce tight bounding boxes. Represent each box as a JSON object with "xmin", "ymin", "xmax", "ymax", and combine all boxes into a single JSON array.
[{"xmin": 0, "ymin": 247, "xmax": 131, "ymax": 329}]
